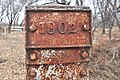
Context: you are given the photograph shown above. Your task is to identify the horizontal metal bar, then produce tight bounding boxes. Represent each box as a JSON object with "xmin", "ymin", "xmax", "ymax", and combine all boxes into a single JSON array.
[
  {"xmin": 25, "ymin": 45, "xmax": 92, "ymax": 49},
  {"xmin": 26, "ymin": 58, "xmax": 89, "ymax": 65},
  {"xmin": 25, "ymin": 5, "xmax": 91, "ymax": 12}
]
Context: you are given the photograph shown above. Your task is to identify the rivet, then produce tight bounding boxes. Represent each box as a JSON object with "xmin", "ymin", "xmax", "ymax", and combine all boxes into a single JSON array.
[
  {"xmin": 30, "ymin": 53, "xmax": 37, "ymax": 60},
  {"xmin": 29, "ymin": 69, "xmax": 36, "ymax": 77},
  {"xmin": 80, "ymin": 69, "xmax": 87, "ymax": 76},
  {"xmin": 83, "ymin": 25, "xmax": 89, "ymax": 31},
  {"xmin": 29, "ymin": 26, "xmax": 37, "ymax": 32},
  {"xmin": 81, "ymin": 51, "xmax": 89, "ymax": 59}
]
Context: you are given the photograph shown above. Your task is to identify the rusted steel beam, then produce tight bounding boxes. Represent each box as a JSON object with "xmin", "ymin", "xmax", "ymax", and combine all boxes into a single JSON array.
[{"xmin": 25, "ymin": 2, "xmax": 92, "ymax": 80}]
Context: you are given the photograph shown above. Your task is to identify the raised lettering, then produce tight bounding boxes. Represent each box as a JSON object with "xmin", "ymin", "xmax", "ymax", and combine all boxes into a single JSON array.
[
  {"xmin": 58, "ymin": 22, "xmax": 67, "ymax": 34},
  {"xmin": 37, "ymin": 22, "xmax": 78, "ymax": 35},
  {"xmin": 38, "ymin": 22, "xmax": 46, "ymax": 34},
  {"xmin": 68, "ymin": 24, "xmax": 78, "ymax": 34},
  {"xmin": 46, "ymin": 21, "xmax": 56, "ymax": 35}
]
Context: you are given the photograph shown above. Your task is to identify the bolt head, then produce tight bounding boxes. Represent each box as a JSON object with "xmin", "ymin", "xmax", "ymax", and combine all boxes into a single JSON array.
[
  {"xmin": 80, "ymin": 69, "xmax": 87, "ymax": 76},
  {"xmin": 30, "ymin": 53, "xmax": 37, "ymax": 60},
  {"xmin": 29, "ymin": 26, "xmax": 37, "ymax": 32},
  {"xmin": 81, "ymin": 51, "xmax": 89, "ymax": 59},
  {"xmin": 29, "ymin": 69, "xmax": 36, "ymax": 77},
  {"xmin": 83, "ymin": 25, "xmax": 89, "ymax": 31}
]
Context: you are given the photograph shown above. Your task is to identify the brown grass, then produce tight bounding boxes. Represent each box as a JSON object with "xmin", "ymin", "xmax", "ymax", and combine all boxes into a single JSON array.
[{"xmin": 0, "ymin": 32, "xmax": 25, "ymax": 80}]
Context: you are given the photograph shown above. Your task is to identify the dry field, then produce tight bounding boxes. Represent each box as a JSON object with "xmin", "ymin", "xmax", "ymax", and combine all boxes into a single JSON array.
[
  {"xmin": 89, "ymin": 27, "xmax": 120, "ymax": 80},
  {"xmin": 0, "ymin": 32, "xmax": 26, "ymax": 80},
  {"xmin": 0, "ymin": 27, "xmax": 120, "ymax": 80}
]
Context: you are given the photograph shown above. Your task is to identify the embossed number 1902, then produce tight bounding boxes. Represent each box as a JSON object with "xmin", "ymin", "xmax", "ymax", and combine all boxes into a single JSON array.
[{"xmin": 38, "ymin": 21, "xmax": 78, "ymax": 35}]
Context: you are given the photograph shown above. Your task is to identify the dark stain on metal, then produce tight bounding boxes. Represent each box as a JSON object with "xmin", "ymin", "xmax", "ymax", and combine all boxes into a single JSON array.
[{"xmin": 25, "ymin": 2, "xmax": 92, "ymax": 80}]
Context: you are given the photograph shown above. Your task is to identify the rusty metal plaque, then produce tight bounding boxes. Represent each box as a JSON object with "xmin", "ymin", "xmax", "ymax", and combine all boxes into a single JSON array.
[
  {"xmin": 26, "ymin": 48, "xmax": 90, "ymax": 65},
  {"xmin": 25, "ymin": 9, "xmax": 92, "ymax": 48}
]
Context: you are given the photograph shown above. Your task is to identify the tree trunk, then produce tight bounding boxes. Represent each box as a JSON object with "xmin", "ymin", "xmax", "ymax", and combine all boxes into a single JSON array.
[
  {"xmin": 80, "ymin": 0, "xmax": 83, "ymax": 6},
  {"xmin": 102, "ymin": 26, "xmax": 106, "ymax": 34},
  {"xmin": 109, "ymin": 27, "xmax": 112, "ymax": 40},
  {"xmin": 119, "ymin": 27, "xmax": 120, "ymax": 32},
  {"xmin": 8, "ymin": 22, "xmax": 12, "ymax": 34}
]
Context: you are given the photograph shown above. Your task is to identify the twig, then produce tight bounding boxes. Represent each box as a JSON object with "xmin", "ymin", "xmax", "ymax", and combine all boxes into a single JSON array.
[{"xmin": 107, "ymin": 52, "xmax": 116, "ymax": 63}]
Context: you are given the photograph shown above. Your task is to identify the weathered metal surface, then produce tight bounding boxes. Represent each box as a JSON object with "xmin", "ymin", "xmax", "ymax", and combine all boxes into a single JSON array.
[
  {"xmin": 26, "ymin": 48, "xmax": 90, "ymax": 65},
  {"xmin": 25, "ymin": 11, "xmax": 91, "ymax": 48},
  {"xmin": 25, "ymin": 2, "xmax": 92, "ymax": 80},
  {"xmin": 26, "ymin": 63, "xmax": 88, "ymax": 80}
]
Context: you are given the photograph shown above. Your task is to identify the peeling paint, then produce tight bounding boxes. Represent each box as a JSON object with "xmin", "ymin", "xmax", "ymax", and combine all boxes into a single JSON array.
[
  {"xmin": 27, "ymin": 63, "xmax": 88, "ymax": 80},
  {"xmin": 25, "ymin": 3, "xmax": 91, "ymax": 80}
]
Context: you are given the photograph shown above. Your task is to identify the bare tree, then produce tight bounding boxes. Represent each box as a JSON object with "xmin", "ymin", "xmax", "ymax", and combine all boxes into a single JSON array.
[
  {"xmin": 0, "ymin": 0, "xmax": 28, "ymax": 33},
  {"xmin": 92, "ymin": 0, "xmax": 120, "ymax": 40},
  {"xmin": 55, "ymin": 0, "xmax": 85, "ymax": 6}
]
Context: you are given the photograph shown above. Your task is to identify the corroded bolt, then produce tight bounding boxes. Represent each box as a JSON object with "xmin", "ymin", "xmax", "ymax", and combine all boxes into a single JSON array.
[
  {"xmin": 81, "ymin": 51, "xmax": 89, "ymax": 59},
  {"xmin": 29, "ymin": 26, "xmax": 37, "ymax": 32},
  {"xmin": 83, "ymin": 25, "xmax": 89, "ymax": 31},
  {"xmin": 80, "ymin": 69, "xmax": 87, "ymax": 76},
  {"xmin": 30, "ymin": 53, "xmax": 37, "ymax": 60},
  {"xmin": 29, "ymin": 69, "xmax": 36, "ymax": 77}
]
